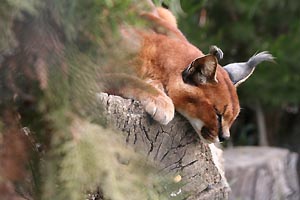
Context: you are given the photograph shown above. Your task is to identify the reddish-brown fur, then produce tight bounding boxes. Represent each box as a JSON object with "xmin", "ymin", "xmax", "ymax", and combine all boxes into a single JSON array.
[{"xmin": 104, "ymin": 7, "xmax": 241, "ymax": 143}]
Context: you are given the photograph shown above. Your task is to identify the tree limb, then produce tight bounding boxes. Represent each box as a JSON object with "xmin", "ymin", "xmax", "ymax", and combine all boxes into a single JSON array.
[{"xmin": 97, "ymin": 93, "xmax": 229, "ymax": 200}]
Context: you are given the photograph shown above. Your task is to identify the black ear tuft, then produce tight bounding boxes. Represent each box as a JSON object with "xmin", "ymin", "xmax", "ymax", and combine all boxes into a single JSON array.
[
  {"xmin": 209, "ymin": 45, "xmax": 223, "ymax": 61},
  {"xmin": 182, "ymin": 55, "xmax": 218, "ymax": 86}
]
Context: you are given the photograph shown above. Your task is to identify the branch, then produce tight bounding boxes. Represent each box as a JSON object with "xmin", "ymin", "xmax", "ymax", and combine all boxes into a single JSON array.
[{"xmin": 97, "ymin": 93, "xmax": 230, "ymax": 199}]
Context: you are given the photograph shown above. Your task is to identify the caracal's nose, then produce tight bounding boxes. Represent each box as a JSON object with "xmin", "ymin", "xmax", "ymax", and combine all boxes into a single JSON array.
[{"xmin": 219, "ymin": 128, "xmax": 230, "ymax": 142}]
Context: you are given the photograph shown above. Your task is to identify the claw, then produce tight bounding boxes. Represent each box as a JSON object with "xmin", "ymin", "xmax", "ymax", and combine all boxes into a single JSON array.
[{"xmin": 142, "ymin": 95, "xmax": 174, "ymax": 125}]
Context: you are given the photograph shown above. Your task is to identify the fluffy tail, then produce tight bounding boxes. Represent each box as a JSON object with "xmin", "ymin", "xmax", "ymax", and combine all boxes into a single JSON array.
[{"xmin": 247, "ymin": 51, "xmax": 275, "ymax": 68}]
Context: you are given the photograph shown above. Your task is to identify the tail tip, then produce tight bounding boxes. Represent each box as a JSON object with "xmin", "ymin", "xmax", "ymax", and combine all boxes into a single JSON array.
[
  {"xmin": 250, "ymin": 51, "xmax": 276, "ymax": 64},
  {"xmin": 256, "ymin": 51, "xmax": 275, "ymax": 59}
]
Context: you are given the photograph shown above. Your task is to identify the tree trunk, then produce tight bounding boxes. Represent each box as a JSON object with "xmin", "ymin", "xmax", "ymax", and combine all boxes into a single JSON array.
[
  {"xmin": 255, "ymin": 102, "xmax": 269, "ymax": 146},
  {"xmin": 97, "ymin": 93, "xmax": 229, "ymax": 200},
  {"xmin": 224, "ymin": 147, "xmax": 300, "ymax": 200}
]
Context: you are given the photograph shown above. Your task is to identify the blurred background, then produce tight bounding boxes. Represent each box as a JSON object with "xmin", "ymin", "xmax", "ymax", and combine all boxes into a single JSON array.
[{"xmin": 0, "ymin": 0, "xmax": 299, "ymax": 199}]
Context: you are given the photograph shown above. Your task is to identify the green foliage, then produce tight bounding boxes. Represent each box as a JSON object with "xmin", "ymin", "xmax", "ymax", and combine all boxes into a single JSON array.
[
  {"xmin": 0, "ymin": 0, "xmax": 39, "ymax": 51},
  {"xmin": 153, "ymin": 0, "xmax": 183, "ymax": 16},
  {"xmin": 49, "ymin": 0, "xmax": 152, "ymax": 44},
  {"xmin": 42, "ymin": 120, "xmax": 184, "ymax": 200},
  {"xmin": 40, "ymin": 0, "xmax": 186, "ymax": 198},
  {"xmin": 0, "ymin": 0, "xmax": 187, "ymax": 200}
]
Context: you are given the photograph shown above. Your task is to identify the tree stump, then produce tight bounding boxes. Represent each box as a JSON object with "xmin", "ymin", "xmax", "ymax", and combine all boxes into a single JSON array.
[
  {"xmin": 97, "ymin": 93, "xmax": 229, "ymax": 200},
  {"xmin": 224, "ymin": 147, "xmax": 300, "ymax": 200}
]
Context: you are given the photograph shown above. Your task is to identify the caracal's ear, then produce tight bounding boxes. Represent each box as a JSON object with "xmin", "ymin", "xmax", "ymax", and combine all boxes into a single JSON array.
[
  {"xmin": 223, "ymin": 51, "xmax": 274, "ymax": 87},
  {"xmin": 182, "ymin": 55, "xmax": 218, "ymax": 86}
]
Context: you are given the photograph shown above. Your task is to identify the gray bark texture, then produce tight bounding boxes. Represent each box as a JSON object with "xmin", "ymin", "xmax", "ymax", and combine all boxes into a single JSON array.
[
  {"xmin": 97, "ymin": 93, "xmax": 230, "ymax": 200},
  {"xmin": 224, "ymin": 147, "xmax": 300, "ymax": 200}
]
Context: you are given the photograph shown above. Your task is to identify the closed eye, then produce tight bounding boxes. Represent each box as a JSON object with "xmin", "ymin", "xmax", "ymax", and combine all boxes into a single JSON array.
[
  {"xmin": 213, "ymin": 105, "xmax": 227, "ymax": 133},
  {"xmin": 216, "ymin": 113, "xmax": 222, "ymax": 124},
  {"xmin": 213, "ymin": 105, "xmax": 228, "ymax": 116},
  {"xmin": 216, "ymin": 113, "xmax": 222, "ymax": 131},
  {"xmin": 213, "ymin": 107, "xmax": 222, "ymax": 123}
]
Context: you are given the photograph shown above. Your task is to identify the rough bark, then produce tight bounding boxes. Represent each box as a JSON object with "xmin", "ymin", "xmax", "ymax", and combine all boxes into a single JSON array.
[
  {"xmin": 224, "ymin": 146, "xmax": 300, "ymax": 200},
  {"xmin": 97, "ymin": 93, "xmax": 229, "ymax": 200}
]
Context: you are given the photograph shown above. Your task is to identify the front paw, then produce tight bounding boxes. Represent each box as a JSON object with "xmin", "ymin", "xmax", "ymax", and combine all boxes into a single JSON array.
[{"xmin": 142, "ymin": 94, "xmax": 174, "ymax": 125}]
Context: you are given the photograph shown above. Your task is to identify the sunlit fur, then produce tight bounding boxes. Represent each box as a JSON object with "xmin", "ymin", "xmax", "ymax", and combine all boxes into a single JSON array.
[{"xmin": 114, "ymin": 7, "xmax": 241, "ymax": 143}]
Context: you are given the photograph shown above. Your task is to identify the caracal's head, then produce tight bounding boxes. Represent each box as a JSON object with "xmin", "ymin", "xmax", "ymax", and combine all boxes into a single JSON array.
[{"xmin": 170, "ymin": 52, "xmax": 273, "ymax": 143}]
